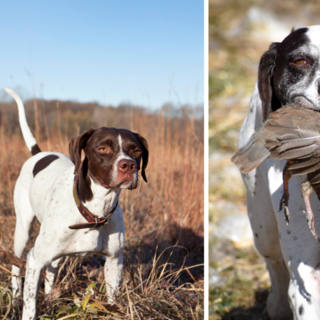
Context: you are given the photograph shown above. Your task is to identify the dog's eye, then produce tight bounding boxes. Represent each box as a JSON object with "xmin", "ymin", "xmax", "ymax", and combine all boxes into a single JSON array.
[
  {"xmin": 293, "ymin": 59, "xmax": 309, "ymax": 66},
  {"xmin": 133, "ymin": 149, "xmax": 141, "ymax": 155},
  {"xmin": 97, "ymin": 147, "xmax": 112, "ymax": 154}
]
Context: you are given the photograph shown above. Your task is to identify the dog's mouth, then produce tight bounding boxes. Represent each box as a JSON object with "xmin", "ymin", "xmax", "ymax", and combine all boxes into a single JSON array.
[
  {"xmin": 102, "ymin": 178, "xmax": 137, "ymax": 189},
  {"xmin": 115, "ymin": 179, "xmax": 130, "ymax": 187},
  {"xmin": 293, "ymin": 96, "xmax": 320, "ymax": 111}
]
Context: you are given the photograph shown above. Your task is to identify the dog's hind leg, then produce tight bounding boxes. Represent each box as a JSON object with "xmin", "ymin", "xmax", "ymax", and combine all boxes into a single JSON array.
[
  {"xmin": 22, "ymin": 221, "xmax": 66, "ymax": 319},
  {"xmin": 22, "ymin": 247, "xmax": 47, "ymax": 320},
  {"xmin": 12, "ymin": 175, "xmax": 36, "ymax": 298},
  {"xmin": 44, "ymin": 258, "xmax": 61, "ymax": 295},
  {"xmin": 244, "ymin": 164, "xmax": 293, "ymax": 320}
]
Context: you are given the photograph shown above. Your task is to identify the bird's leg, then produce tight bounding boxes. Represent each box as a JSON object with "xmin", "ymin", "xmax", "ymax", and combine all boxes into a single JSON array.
[
  {"xmin": 301, "ymin": 181, "xmax": 319, "ymax": 241},
  {"xmin": 279, "ymin": 162, "xmax": 292, "ymax": 223}
]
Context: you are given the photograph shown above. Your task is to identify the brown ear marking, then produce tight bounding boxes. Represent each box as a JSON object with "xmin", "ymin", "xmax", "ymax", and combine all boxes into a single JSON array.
[
  {"xmin": 258, "ymin": 42, "xmax": 280, "ymax": 122},
  {"xmin": 69, "ymin": 128, "xmax": 95, "ymax": 174},
  {"xmin": 134, "ymin": 133, "xmax": 149, "ymax": 182}
]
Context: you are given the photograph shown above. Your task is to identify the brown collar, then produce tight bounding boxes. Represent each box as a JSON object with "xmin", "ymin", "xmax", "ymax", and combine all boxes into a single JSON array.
[{"xmin": 69, "ymin": 166, "xmax": 118, "ymax": 230}]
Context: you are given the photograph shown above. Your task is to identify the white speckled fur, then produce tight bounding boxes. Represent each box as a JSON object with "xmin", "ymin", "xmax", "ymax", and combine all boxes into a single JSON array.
[
  {"xmin": 5, "ymin": 90, "xmax": 127, "ymax": 320},
  {"xmin": 13, "ymin": 152, "xmax": 125, "ymax": 320},
  {"xmin": 240, "ymin": 86, "xmax": 320, "ymax": 319}
]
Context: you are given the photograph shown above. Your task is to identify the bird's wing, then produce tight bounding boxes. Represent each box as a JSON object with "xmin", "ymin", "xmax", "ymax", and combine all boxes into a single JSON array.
[
  {"xmin": 263, "ymin": 105, "xmax": 320, "ymax": 175},
  {"xmin": 231, "ymin": 104, "xmax": 320, "ymax": 174},
  {"xmin": 231, "ymin": 127, "xmax": 272, "ymax": 173}
]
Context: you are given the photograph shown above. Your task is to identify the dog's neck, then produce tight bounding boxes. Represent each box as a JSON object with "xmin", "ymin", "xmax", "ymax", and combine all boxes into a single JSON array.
[{"xmin": 78, "ymin": 159, "xmax": 121, "ymax": 217}]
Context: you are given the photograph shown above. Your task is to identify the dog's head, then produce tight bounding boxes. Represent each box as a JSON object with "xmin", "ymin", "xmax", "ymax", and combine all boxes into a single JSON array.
[
  {"xmin": 69, "ymin": 127, "xmax": 148, "ymax": 190},
  {"xmin": 258, "ymin": 25, "xmax": 320, "ymax": 122}
]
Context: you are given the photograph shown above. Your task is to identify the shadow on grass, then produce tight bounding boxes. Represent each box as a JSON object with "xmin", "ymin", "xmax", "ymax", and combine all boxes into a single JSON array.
[
  {"xmin": 222, "ymin": 289, "xmax": 270, "ymax": 320},
  {"xmin": 125, "ymin": 221, "xmax": 204, "ymax": 283},
  {"xmin": 0, "ymin": 221, "xmax": 204, "ymax": 319}
]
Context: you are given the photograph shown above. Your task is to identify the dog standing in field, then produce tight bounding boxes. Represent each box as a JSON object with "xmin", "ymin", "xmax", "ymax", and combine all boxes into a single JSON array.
[
  {"xmin": 238, "ymin": 26, "xmax": 320, "ymax": 319},
  {"xmin": 5, "ymin": 88, "xmax": 148, "ymax": 320}
]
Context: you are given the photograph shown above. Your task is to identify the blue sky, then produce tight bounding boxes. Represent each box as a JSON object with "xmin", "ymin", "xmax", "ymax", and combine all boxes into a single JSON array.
[{"xmin": 0, "ymin": 1, "xmax": 204, "ymax": 109}]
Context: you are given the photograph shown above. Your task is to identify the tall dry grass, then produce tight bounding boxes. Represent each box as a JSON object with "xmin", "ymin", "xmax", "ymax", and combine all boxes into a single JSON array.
[{"xmin": 0, "ymin": 102, "xmax": 204, "ymax": 319}]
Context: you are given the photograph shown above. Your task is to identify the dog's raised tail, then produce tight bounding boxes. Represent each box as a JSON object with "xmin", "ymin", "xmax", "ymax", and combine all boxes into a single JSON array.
[{"xmin": 4, "ymin": 88, "xmax": 41, "ymax": 155}]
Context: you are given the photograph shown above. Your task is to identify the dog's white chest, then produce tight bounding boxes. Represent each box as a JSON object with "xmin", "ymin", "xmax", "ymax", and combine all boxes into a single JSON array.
[{"xmin": 60, "ymin": 208, "xmax": 125, "ymax": 258}]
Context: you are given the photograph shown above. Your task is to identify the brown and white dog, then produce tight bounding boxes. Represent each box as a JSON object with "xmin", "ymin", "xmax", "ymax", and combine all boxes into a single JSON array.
[
  {"xmin": 238, "ymin": 26, "xmax": 320, "ymax": 319},
  {"xmin": 5, "ymin": 88, "xmax": 148, "ymax": 320}
]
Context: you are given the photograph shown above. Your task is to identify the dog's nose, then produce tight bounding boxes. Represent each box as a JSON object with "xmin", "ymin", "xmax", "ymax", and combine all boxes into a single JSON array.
[{"xmin": 118, "ymin": 159, "xmax": 137, "ymax": 174}]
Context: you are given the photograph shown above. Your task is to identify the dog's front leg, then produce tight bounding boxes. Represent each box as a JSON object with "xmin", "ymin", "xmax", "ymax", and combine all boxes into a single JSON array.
[
  {"xmin": 22, "ymin": 248, "xmax": 46, "ymax": 320},
  {"xmin": 104, "ymin": 254, "xmax": 123, "ymax": 303},
  {"xmin": 245, "ymin": 165, "xmax": 292, "ymax": 320}
]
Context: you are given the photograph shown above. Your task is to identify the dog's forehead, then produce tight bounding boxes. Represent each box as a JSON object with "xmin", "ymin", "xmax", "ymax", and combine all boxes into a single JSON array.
[
  {"xmin": 89, "ymin": 127, "xmax": 139, "ymax": 146},
  {"xmin": 305, "ymin": 25, "xmax": 320, "ymax": 47},
  {"xmin": 279, "ymin": 26, "xmax": 320, "ymax": 54},
  {"xmin": 279, "ymin": 28, "xmax": 309, "ymax": 53}
]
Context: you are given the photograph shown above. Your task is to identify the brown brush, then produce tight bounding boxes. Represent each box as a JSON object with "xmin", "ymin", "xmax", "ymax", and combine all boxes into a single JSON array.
[{"xmin": 0, "ymin": 250, "xmax": 26, "ymax": 274}]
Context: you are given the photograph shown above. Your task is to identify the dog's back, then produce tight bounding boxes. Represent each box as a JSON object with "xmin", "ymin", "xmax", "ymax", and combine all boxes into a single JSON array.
[{"xmin": 15, "ymin": 152, "xmax": 73, "ymax": 223}]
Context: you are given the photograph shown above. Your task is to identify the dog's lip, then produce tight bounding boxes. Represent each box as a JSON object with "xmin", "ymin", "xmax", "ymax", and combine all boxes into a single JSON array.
[
  {"xmin": 115, "ymin": 179, "xmax": 130, "ymax": 187},
  {"xmin": 102, "ymin": 179, "xmax": 129, "ymax": 189},
  {"xmin": 292, "ymin": 96, "xmax": 320, "ymax": 111}
]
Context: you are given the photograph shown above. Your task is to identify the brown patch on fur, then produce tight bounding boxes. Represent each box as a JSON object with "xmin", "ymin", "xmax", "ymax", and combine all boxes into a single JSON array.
[
  {"xmin": 78, "ymin": 158, "xmax": 93, "ymax": 202},
  {"xmin": 31, "ymin": 144, "xmax": 42, "ymax": 155},
  {"xmin": 33, "ymin": 155, "xmax": 59, "ymax": 177}
]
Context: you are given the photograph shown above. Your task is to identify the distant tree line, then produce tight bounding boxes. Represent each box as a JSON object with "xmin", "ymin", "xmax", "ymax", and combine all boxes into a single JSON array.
[{"xmin": 0, "ymin": 99, "xmax": 203, "ymax": 141}]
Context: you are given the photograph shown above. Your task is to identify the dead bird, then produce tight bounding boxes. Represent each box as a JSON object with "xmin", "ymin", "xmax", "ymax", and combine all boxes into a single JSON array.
[{"xmin": 231, "ymin": 104, "xmax": 320, "ymax": 240}]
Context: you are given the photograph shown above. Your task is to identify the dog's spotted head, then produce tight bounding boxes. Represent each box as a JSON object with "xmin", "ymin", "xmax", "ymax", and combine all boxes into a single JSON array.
[
  {"xmin": 69, "ymin": 127, "xmax": 148, "ymax": 190},
  {"xmin": 258, "ymin": 25, "xmax": 320, "ymax": 122}
]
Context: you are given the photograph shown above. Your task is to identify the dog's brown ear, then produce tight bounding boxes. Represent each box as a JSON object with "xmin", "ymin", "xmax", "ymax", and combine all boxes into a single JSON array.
[
  {"xmin": 258, "ymin": 42, "xmax": 280, "ymax": 122},
  {"xmin": 69, "ymin": 129, "xmax": 95, "ymax": 174},
  {"xmin": 135, "ymin": 133, "xmax": 149, "ymax": 182}
]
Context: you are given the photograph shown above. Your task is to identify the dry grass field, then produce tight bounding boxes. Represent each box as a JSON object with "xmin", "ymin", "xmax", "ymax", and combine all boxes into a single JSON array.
[{"xmin": 0, "ymin": 100, "xmax": 204, "ymax": 319}]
